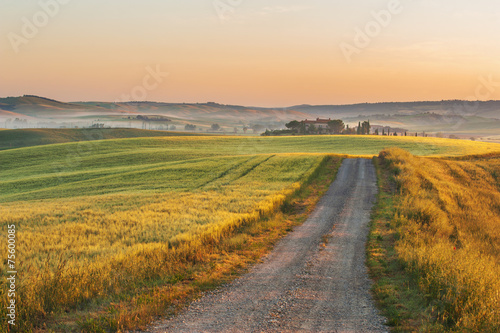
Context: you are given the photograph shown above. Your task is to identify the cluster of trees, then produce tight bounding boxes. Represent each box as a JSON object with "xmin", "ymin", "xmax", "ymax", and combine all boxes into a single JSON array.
[
  {"xmin": 356, "ymin": 121, "xmax": 370, "ymax": 135},
  {"xmin": 373, "ymin": 128, "xmax": 416, "ymax": 137},
  {"xmin": 263, "ymin": 119, "xmax": 372, "ymax": 136},
  {"xmin": 184, "ymin": 121, "xmax": 425, "ymax": 137},
  {"xmin": 284, "ymin": 119, "xmax": 349, "ymax": 134},
  {"xmin": 185, "ymin": 124, "xmax": 197, "ymax": 131}
]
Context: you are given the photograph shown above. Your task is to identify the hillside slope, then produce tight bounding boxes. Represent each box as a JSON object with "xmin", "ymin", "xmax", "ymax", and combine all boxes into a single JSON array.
[
  {"xmin": 2, "ymin": 95, "xmax": 499, "ymax": 134},
  {"xmin": 0, "ymin": 96, "xmax": 314, "ymax": 122},
  {"xmin": 289, "ymin": 100, "xmax": 500, "ymax": 119},
  {"xmin": 0, "ymin": 128, "xmax": 206, "ymax": 150}
]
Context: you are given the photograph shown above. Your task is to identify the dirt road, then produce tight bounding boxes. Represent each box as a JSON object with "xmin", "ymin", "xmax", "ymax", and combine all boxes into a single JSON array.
[{"xmin": 145, "ymin": 158, "xmax": 388, "ymax": 332}]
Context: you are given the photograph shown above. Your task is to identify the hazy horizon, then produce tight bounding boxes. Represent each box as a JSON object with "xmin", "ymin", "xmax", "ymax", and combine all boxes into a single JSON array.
[
  {"xmin": 6, "ymin": 94, "xmax": 500, "ymax": 110},
  {"xmin": 2, "ymin": 0, "xmax": 500, "ymax": 107}
]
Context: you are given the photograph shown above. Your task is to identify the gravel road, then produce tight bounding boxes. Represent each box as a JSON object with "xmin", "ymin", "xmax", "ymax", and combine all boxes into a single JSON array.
[{"xmin": 144, "ymin": 158, "xmax": 388, "ymax": 333}]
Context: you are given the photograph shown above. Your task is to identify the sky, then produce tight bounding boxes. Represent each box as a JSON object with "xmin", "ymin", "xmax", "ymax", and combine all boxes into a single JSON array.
[{"xmin": 1, "ymin": 0, "xmax": 500, "ymax": 107}]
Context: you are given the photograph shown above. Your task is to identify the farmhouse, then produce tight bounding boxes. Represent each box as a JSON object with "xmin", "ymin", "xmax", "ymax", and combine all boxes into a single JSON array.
[{"xmin": 301, "ymin": 118, "xmax": 331, "ymax": 130}]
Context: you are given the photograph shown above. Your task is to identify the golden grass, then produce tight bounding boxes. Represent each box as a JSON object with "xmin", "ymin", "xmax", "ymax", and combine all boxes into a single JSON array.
[
  {"xmin": 2, "ymin": 134, "xmax": 499, "ymax": 332},
  {"xmin": 0, "ymin": 153, "xmax": 336, "ymax": 332},
  {"xmin": 379, "ymin": 148, "xmax": 500, "ymax": 331}
]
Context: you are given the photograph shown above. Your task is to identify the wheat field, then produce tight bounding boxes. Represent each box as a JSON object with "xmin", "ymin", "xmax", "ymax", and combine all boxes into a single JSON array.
[
  {"xmin": 1, "ymin": 149, "xmax": 330, "ymax": 331},
  {"xmin": 2, "ymin": 135, "xmax": 499, "ymax": 332}
]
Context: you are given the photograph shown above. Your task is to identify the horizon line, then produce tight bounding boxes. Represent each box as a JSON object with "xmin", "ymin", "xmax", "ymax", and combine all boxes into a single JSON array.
[{"xmin": 2, "ymin": 94, "xmax": 500, "ymax": 110}]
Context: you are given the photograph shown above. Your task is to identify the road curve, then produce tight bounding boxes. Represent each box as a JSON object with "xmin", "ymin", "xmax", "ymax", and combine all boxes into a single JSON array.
[{"xmin": 145, "ymin": 158, "xmax": 388, "ymax": 333}]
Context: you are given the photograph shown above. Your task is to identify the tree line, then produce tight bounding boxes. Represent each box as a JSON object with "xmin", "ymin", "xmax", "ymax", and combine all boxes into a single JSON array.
[{"xmin": 262, "ymin": 119, "xmax": 371, "ymax": 136}]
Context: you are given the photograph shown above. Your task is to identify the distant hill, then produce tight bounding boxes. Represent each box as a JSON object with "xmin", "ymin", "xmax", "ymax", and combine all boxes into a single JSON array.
[
  {"xmin": 73, "ymin": 101, "xmax": 313, "ymax": 123},
  {"xmin": 1, "ymin": 95, "xmax": 499, "ymax": 135},
  {"xmin": 0, "ymin": 128, "xmax": 207, "ymax": 150},
  {"xmin": 0, "ymin": 109, "xmax": 30, "ymax": 119},
  {"xmin": 287, "ymin": 100, "xmax": 500, "ymax": 120},
  {"xmin": 0, "ymin": 95, "xmax": 92, "ymax": 110},
  {"xmin": 2, "ymin": 95, "xmax": 498, "ymax": 121},
  {"xmin": 0, "ymin": 96, "xmax": 315, "ymax": 122}
]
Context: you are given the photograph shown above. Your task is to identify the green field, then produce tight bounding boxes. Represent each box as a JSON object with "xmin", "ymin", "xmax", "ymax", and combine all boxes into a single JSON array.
[
  {"xmin": 0, "ymin": 128, "xmax": 207, "ymax": 150},
  {"xmin": 2, "ymin": 135, "xmax": 500, "ymax": 202},
  {"xmin": 3, "ymin": 129, "xmax": 500, "ymax": 155},
  {"xmin": 1, "ymin": 134, "xmax": 500, "ymax": 332}
]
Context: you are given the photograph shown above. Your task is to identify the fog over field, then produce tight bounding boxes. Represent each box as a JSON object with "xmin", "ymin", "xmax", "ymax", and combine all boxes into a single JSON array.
[{"xmin": 2, "ymin": 95, "xmax": 500, "ymax": 140}]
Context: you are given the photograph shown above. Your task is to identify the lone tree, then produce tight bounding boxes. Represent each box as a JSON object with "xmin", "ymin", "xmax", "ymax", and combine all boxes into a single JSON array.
[
  {"xmin": 211, "ymin": 123, "xmax": 221, "ymax": 131},
  {"xmin": 327, "ymin": 119, "xmax": 345, "ymax": 134}
]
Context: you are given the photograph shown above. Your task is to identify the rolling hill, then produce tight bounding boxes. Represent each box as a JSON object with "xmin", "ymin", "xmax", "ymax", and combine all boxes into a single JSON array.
[
  {"xmin": 1, "ymin": 95, "xmax": 499, "ymax": 135},
  {"xmin": 288, "ymin": 100, "xmax": 500, "ymax": 119},
  {"xmin": 0, "ymin": 96, "xmax": 315, "ymax": 123}
]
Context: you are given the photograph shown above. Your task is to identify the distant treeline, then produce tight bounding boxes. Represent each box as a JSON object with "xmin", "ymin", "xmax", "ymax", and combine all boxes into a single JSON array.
[
  {"xmin": 134, "ymin": 115, "xmax": 172, "ymax": 122},
  {"xmin": 262, "ymin": 119, "xmax": 417, "ymax": 137}
]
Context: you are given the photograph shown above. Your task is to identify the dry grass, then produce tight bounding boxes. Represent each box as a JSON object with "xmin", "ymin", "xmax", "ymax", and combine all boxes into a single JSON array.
[{"xmin": 378, "ymin": 148, "xmax": 500, "ymax": 331}]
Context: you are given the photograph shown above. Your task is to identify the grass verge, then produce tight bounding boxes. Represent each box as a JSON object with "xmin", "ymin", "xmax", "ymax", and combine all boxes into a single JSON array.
[
  {"xmin": 367, "ymin": 157, "xmax": 435, "ymax": 332},
  {"xmin": 368, "ymin": 150, "xmax": 500, "ymax": 332}
]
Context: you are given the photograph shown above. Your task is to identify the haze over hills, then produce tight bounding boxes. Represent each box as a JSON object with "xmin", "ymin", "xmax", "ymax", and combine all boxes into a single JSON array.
[
  {"xmin": 0, "ymin": 95, "xmax": 315, "ymax": 127},
  {"xmin": 289, "ymin": 100, "xmax": 500, "ymax": 119},
  {"xmin": 1, "ymin": 95, "xmax": 499, "ymax": 138}
]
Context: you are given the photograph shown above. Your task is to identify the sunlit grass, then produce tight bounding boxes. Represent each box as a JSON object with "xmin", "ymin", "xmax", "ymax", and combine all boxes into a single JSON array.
[
  {"xmin": 1, "ymin": 134, "xmax": 499, "ymax": 332},
  {"xmin": 378, "ymin": 148, "xmax": 500, "ymax": 331},
  {"xmin": 2, "ymin": 135, "xmax": 500, "ymax": 180},
  {"xmin": 0, "ymin": 145, "xmax": 329, "ymax": 332}
]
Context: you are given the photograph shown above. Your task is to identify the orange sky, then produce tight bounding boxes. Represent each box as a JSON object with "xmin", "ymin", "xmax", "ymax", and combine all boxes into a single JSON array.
[{"xmin": 1, "ymin": 0, "xmax": 499, "ymax": 107}]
